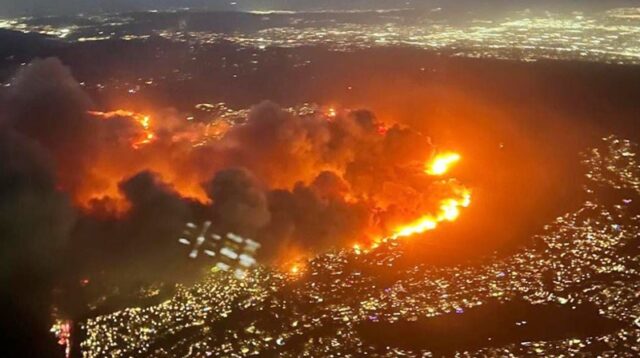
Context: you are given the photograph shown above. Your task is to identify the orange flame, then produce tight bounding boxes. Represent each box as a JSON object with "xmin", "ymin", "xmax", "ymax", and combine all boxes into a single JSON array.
[
  {"xmin": 354, "ymin": 151, "xmax": 471, "ymax": 254},
  {"xmin": 76, "ymin": 109, "xmax": 211, "ymax": 213},
  {"xmin": 390, "ymin": 187, "xmax": 471, "ymax": 239},
  {"xmin": 426, "ymin": 152, "xmax": 461, "ymax": 176},
  {"xmin": 88, "ymin": 110, "xmax": 156, "ymax": 149},
  {"xmin": 393, "ymin": 152, "xmax": 470, "ymax": 238}
]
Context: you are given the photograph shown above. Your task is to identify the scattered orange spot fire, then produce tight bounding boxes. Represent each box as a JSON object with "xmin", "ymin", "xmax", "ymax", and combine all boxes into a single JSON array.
[
  {"xmin": 287, "ymin": 262, "xmax": 308, "ymax": 278},
  {"xmin": 353, "ymin": 243, "xmax": 362, "ymax": 255}
]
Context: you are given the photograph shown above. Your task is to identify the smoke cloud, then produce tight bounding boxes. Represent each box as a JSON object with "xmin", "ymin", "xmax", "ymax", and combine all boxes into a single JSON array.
[
  {"xmin": 205, "ymin": 168, "xmax": 271, "ymax": 237},
  {"xmin": 1, "ymin": 58, "xmax": 459, "ymax": 268},
  {"xmin": 0, "ymin": 59, "xmax": 467, "ymax": 353},
  {"xmin": 0, "ymin": 119, "xmax": 75, "ymax": 356}
]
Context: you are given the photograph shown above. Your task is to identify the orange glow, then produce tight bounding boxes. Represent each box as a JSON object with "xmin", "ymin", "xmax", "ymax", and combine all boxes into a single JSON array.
[
  {"xmin": 287, "ymin": 261, "xmax": 307, "ymax": 277},
  {"xmin": 326, "ymin": 107, "xmax": 337, "ymax": 118},
  {"xmin": 390, "ymin": 187, "xmax": 471, "ymax": 240},
  {"xmin": 288, "ymin": 150, "xmax": 470, "ymax": 266},
  {"xmin": 78, "ymin": 106, "xmax": 471, "ymax": 260},
  {"xmin": 426, "ymin": 152, "xmax": 461, "ymax": 175},
  {"xmin": 71, "ymin": 109, "xmax": 212, "ymax": 213},
  {"xmin": 384, "ymin": 152, "xmax": 470, "ymax": 241},
  {"xmin": 88, "ymin": 110, "xmax": 156, "ymax": 149},
  {"xmin": 353, "ymin": 243, "xmax": 362, "ymax": 254}
]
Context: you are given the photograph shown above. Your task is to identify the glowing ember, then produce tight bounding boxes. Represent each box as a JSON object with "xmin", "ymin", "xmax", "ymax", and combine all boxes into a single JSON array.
[
  {"xmin": 426, "ymin": 152, "xmax": 461, "ymax": 176},
  {"xmin": 353, "ymin": 243, "xmax": 362, "ymax": 255}
]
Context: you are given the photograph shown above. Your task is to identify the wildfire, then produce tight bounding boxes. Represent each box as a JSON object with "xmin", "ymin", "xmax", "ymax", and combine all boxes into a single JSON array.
[
  {"xmin": 390, "ymin": 187, "xmax": 471, "ymax": 239},
  {"xmin": 393, "ymin": 152, "xmax": 470, "ymax": 237},
  {"xmin": 84, "ymin": 107, "xmax": 470, "ymax": 260},
  {"xmin": 286, "ymin": 262, "xmax": 307, "ymax": 278},
  {"xmin": 354, "ymin": 151, "xmax": 471, "ymax": 253},
  {"xmin": 74, "ymin": 109, "xmax": 213, "ymax": 212},
  {"xmin": 426, "ymin": 152, "xmax": 461, "ymax": 176},
  {"xmin": 87, "ymin": 110, "xmax": 155, "ymax": 149},
  {"xmin": 134, "ymin": 115, "xmax": 155, "ymax": 148}
]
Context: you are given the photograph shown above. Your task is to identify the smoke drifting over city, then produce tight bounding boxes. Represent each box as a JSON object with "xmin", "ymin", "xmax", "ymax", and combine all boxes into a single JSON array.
[{"xmin": 1, "ymin": 58, "xmax": 467, "ymax": 304}]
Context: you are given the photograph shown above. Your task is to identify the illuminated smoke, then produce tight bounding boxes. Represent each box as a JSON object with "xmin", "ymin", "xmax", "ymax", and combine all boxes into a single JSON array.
[
  {"xmin": 2, "ymin": 57, "xmax": 473, "ymax": 267},
  {"xmin": 87, "ymin": 110, "xmax": 155, "ymax": 149},
  {"xmin": 354, "ymin": 153, "xmax": 471, "ymax": 253}
]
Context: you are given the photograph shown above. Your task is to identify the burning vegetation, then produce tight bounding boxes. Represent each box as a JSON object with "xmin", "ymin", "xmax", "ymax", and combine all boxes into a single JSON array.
[
  {"xmin": 0, "ymin": 58, "xmax": 475, "ymax": 356},
  {"xmin": 79, "ymin": 105, "xmax": 472, "ymax": 259},
  {"xmin": 1, "ymin": 59, "xmax": 473, "ymax": 264}
]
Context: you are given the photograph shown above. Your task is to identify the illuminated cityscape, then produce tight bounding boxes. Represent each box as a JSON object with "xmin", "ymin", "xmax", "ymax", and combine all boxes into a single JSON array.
[{"xmin": 1, "ymin": 7, "xmax": 640, "ymax": 64}]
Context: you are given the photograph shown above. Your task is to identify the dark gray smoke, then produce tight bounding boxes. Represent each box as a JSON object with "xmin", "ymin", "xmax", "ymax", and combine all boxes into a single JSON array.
[
  {"xmin": 205, "ymin": 168, "xmax": 271, "ymax": 237},
  {"xmin": 0, "ymin": 58, "xmax": 447, "ymax": 355},
  {"xmin": 260, "ymin": 172, "xmax": 370, "ymax": 258},
  {"xmin": 0, "ymin": 126, "xmax": 75, "ymax": 356},
  {"xmin": 4, "ymin": 58, "xmax": 97, "ymax": 193}
]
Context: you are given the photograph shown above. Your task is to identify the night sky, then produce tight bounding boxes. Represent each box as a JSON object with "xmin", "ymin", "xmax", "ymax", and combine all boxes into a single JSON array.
[{"xmin": 0, "ymin": 0, "xmax": 636, "ymax": 17}]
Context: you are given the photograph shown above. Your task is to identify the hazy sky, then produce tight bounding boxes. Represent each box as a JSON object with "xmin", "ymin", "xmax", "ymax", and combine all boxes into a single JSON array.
[{"xmin": 0, "ymin": 0, "xmax": 635, "ymax": 17}]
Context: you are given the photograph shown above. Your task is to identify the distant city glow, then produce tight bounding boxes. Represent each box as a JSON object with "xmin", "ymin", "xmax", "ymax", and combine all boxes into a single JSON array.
[{"xmin": 4, "ymin": 8, "xmax": 640, "ymax": 64}]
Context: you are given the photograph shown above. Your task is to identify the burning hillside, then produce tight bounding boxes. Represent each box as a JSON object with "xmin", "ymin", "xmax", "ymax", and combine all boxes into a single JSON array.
[
  {"xmin": 1, "ymin": 58, "xmax": 472, "ymax": 263},
  {"xmin": 0, "ymin": 57, "xmax": 478, "ymax": 358}
]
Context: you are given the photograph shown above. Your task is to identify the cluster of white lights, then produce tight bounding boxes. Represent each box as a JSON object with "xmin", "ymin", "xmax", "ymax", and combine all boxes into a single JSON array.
[{"xmin": 179, "ymin": 221, "xmax": 261, "ymax": 278}]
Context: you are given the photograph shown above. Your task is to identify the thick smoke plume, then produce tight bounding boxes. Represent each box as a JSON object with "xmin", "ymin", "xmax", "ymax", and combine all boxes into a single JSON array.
[
  {"xmin": 0, "ymin": 60, "xmax": 78, "ymax": 356},
  {"xmin": 0, "ymin": 57, "xmax": 469, "ymax": 353},
  {"xmin": 1, "ymin": 58, "xmax": 465, "ymax": 265},
  {"xmin": 0, "ymin": 57, "xmax": 468, "ymax": 325}
]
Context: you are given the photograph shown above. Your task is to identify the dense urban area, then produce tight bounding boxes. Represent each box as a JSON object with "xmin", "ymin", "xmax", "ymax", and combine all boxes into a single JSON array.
[{"xmin": 1, "ymin": 7, "xmax": 640, "ymax": 64}]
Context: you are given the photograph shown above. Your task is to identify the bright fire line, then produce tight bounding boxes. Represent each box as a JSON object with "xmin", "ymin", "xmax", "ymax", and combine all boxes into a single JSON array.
[
  {"xmin": 355, "ymin": 151, "xmax": 471, "ymax": 254},
  {"xmin": 393, "ymin": 152, "xmax": 470, "ymax": 239}
]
